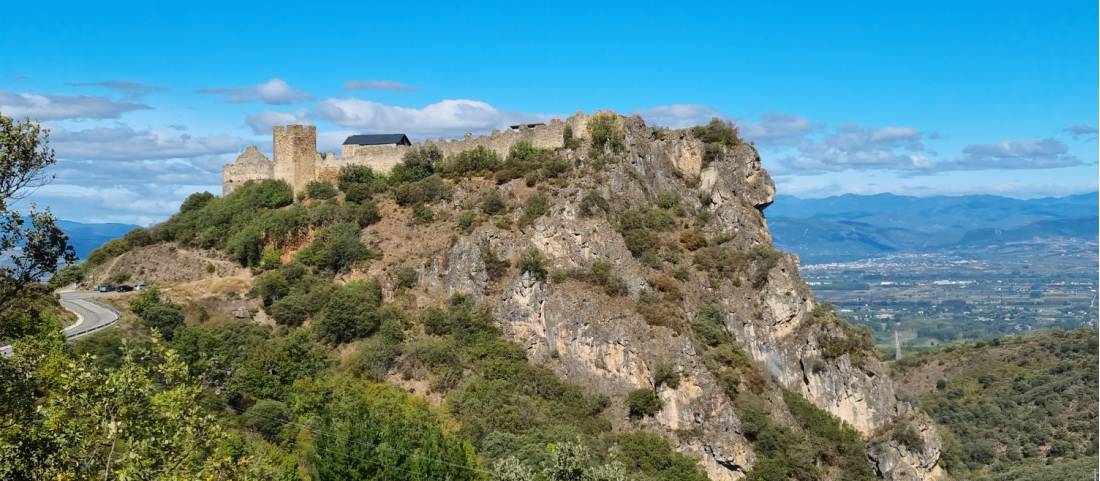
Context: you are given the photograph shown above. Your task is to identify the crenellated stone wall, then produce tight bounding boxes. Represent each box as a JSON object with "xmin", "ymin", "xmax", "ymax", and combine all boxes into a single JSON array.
[{"xmin": 222, "ymin": 113, "xmax": 590, "ymax": 195}]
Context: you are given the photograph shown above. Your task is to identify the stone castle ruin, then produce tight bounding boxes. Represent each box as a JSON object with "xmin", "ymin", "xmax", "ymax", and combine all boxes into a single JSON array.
[{"xmin": 223, "ymin": 114, "xmax": 589, "ymax": 195}]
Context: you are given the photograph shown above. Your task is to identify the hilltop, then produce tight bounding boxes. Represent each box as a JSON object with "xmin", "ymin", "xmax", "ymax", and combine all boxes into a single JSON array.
[
  {"xmin": 892, "ymin": 328, "xmax": 1098, "ymax": 481},
  {"xmin": 66, "ymin": 112, "xmax": 946, "ymax": 481}
]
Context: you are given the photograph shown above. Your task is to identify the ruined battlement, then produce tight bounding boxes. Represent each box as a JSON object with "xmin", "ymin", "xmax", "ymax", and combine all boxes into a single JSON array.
[{"xmin": 222, "ymin": 113, "xmax": 589, "ymax": 195}]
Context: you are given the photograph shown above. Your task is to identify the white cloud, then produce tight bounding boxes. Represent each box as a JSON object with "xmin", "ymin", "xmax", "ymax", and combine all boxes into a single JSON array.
[
  {"xmin": 739, "ymin": 113, "xmax": 815, "ymax": 146},
  {"xmin": 0, "ymin": 90, "xmax": 150, "ymax": 120},
  {"xmin": 197, "ymin": 78, "xmax": 312, "ymax": 104},
  {"xmin": 779, "ymin": 124, "xmax": 931, "ymax": 173},
  {"xmin": 315, "ymin": 98, "xmax": 549, "ymax": 137},
  {"xmin": 344, "ymin": 80, "xmax": 415, "ymax": 92},
  {"xmin": 1064, "ymin": 124, "xmax": 1098, "ymax": 140},
  {"xmin": 634, "ymin": 104, "xmax": 722, "ymax": 129},
  {"xmin": 245, "ymin": 109, "xmax": 310, "ymax": 134},
  {"xmin": 927, "ymin": 138, "xmax": 1083, "ymax": 172},
  {"xmin": 66, "ymin": 80, "xmax": 165, "ymax": 100},
  {"xmin": 52, "ymin": 126, "xmax": 247, "ymax": 161}
]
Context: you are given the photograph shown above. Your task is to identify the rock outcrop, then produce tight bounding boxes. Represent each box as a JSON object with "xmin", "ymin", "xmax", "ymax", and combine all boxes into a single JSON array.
[{"xmin": 415, "ymin": 113, "xmax": 945, "ymax": 480}]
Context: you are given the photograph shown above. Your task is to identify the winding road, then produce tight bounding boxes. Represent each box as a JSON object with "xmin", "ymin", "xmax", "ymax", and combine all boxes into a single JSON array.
[{"xmin": 0, "ymin": 291, "xmax": 120, "ymax": 357}]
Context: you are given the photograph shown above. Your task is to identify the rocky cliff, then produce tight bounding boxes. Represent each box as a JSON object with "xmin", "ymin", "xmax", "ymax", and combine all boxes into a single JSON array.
[{"xmin": 406, "ymin": 114, "xmax": 946, "ymax": 480}]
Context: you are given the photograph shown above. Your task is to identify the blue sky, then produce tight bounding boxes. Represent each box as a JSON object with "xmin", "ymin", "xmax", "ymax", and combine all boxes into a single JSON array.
[{"xmin": 2, "ymin": 0, "xmax": 1096, "ymax": 224}]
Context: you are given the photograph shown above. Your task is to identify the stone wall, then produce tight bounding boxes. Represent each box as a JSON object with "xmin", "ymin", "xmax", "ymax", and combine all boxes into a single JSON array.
[
  {"xmin": 222, "ymin": 146, "xmax": 274, "ymax": 195},
  {"xmin": 222, "ymin": 113, "xmax": 591, "ymax": 195}
]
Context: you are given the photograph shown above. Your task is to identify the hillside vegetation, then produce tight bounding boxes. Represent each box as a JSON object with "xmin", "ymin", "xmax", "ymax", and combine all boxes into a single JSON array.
[
  {"xmin": 892, "ymin": 328, "xmax": 1098, "ymax": 481},
  {"xmin": 6, "ymin": 113, "xmax": 942, "ymax": 480}
]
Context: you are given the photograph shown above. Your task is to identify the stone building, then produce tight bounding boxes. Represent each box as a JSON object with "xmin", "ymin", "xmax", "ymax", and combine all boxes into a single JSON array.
[{"xmin": 222, "ymin": 114, "xmax": 588, "ymax": 196}]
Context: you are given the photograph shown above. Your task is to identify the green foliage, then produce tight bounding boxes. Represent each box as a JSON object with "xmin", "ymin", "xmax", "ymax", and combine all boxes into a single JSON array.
[
  {"xmin": 394, "ymin": 266, "xmax": 419, "ymax": 289},
  {"xmin": 564, "ymin": 261, "xmax": 628, "ymax": 296},
  {"xmin": 520, "ymin": 193, "xmax": 549, "ymax": 226},
  {"xmin": 312, "ymin": 383, "xmax": 481, "ymax": 481},
  {"xmin": 578, "ymin": 191, "xmax": 609, "ymax": 218},
  {"xmin": 240, "ymin": 399, "xmax": 291, "ymax": 442},
  {"xmin": 587, "ymin": 113, "xmax": 625, "ymax": 154},
  {"xmin": 610, "ymin": 432, "xmax": 709, "ymax": 481},
  {"xmin": 626, "ymin": 388, "xmax": 662, "ymax": 418},
  {"xmin": 0, "ymin": 336, "xmax": 258, "ymax": 480},
  {"xmin": 562, "ymin": 124, "xmax": 582, "ymax": 149},
  {"xmin": 457, "ymin": 210, "xmax": 477, "ymax": 233},
  {"xmin": 390, "ymin": 144, "xmax": 441, "ymax": 184},
  {"xmin": 313, "ymin": 280, "xmax": 384, "ymax": 345},
  {"xmin": 616, "ymin": 207, "xmax": 676, "ymax": 261},
  {"xmin": 693, "ymin": 303, "xmax": 731, "ymax": 347},
  {"xmin": 481, "ymin": 190, "xmax": 507, "ymax": 215},
  {"xmin": 411, "ymin": 204, "xmax": 435, "ymax": 225},
  {"xmin": 495, "ymin": 142, "xmax": 570, "ymax": 186},
  {"xmin": 518, "ymin": 248, "xmax": 548, "ymax": 281},
  {"xmin": 693, "ymin": 244, "xmax": 781, "ymax": 288},
  {"xmin": 891, "ymin": 421, "xmax": 926, "ymax": 452},
  {"xmin": 295, "ymin": 222, "xmax": 372, "ymax": 273},
  {"xmin": 130, "ymin": 288, "xmax": 184, "ymax": 340},
  {"xmin": 179, "ymin": 191, "xmax": 215, "ymax": 213},
  {"xmin": 893, "ymin": 328, "xmax": 1099, "ymax": 479},
  {"xmin": 305, "ymin": 180, "xmax": 337, "ymax": 200},
  {"xmin": 445, "ymin": 145, "xmax": 501, "ymax": 176},
  {"xmin": 394, "ymin": 174, "xmax": 452, "ymax": 206},
  {"xmin": 652, "ymin": 363, "xmax": 681, "ymax": 389},
  {"xmin": 690, "ymin": 119, "xmax": 740, "ymax": 167},
  {"xmin": 655, "ymin": 191, "xmax": 679, "ymax": 209},
  {"xmin": 480, "ymin": 243, "xmax": 509, "ymax": 281}
]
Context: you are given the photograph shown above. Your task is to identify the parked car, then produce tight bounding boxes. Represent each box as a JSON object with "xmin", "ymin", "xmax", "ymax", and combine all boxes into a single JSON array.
[
  {"xmin": 96, "ymin": 284, "xmax": 115, "ymax": 293},
  {"xmin": 115, "ymin": 285, "xmax": 134, "ymax": 292},
  {"xmin": 134, "ymin": 283, "xmax": 149, "ymax": 291}
]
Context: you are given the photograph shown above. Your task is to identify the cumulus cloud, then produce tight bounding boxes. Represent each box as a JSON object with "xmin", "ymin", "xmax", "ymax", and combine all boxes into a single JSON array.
[
  {"xmin": 245, "ymin": 109, "xmax": 310, "ymax": 134},
  {"xmin": 925, "ymin": 138, "xmax": 1083, "ymax": 172},
  {"xmin": 197, "ymin": 78, "xmax": 312, "ymax": 104},
  {"xmin": 740, "ymin": 113, "xmax": 815, "ymax": 146},
  {"xmin": 0, "ymin": 90, "xmax": 150, "ymax": 120},
  {"xmin": 315, "ymin": 98, "xmax": 549, "ymax": 136},
  {"xmin": 779, "ymin": 124, "xmax": 932, "ymax": 173},
  {"xmin": 634, "ymin": 104, "xmax": 723, "ymax": 129},
  {"xmin": 52, "ymin": 126, "xmax": 247, "ymax": 161},
  {"xmin": 67, "ymin": 80, "xmax": 165, "ymax": 100},
  {"xmin": 1064, "ymin": 124, "xmax": 1098, "ymax": 140},
  {"xmin": 344, "ymin": 80, "xmax": 415, "ymax": 92}
]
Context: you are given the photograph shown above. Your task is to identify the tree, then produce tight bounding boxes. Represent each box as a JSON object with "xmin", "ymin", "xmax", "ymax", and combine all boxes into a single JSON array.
[
  {"xmin": 0, "ymin": 336, "xmax": 259, "ymax": 481},
  {"xmin": 0, "ymin": 114, "xmax": 75, "ymax": 336}
]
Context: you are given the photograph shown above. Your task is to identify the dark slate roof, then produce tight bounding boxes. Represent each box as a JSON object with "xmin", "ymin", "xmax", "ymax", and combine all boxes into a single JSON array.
[{"xmin": 343, "ymin": 133, "xmax": 411, "ymax": 146}]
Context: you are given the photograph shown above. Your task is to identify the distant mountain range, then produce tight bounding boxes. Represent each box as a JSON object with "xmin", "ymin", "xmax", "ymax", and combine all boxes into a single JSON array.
[
  {"xmin": 766, "ymin": 192, "xmax": 1098, "ymax": 263},
  {"xmin": 56, "ymin": 220, "xmax": 138, "ymax": 259}
]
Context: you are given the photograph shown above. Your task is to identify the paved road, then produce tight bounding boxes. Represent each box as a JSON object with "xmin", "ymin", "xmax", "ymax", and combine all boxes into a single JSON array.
[{"xmin": 0, "ymin": 291, "xmax": 120, "ymax": 357}]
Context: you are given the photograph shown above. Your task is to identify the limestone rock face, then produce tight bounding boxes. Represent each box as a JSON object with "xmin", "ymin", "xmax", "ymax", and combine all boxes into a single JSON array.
[{"xmin": 419, "ymin": 113, "xmax": 944, "ymax": 481}]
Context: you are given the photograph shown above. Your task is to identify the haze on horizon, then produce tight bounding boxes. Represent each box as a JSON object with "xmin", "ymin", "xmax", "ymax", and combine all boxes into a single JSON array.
[{"xmin": 1, "ymin": 0, "xmax": 1096, "ymax": 225}]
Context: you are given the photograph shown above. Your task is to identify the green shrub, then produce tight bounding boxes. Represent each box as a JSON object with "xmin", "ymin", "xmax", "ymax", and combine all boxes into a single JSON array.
[
  {"xmin": 562, "ymin": 124, "xmax": 582, "ymax": 149},
  {"xmin": 353, "ymin": 336, "xmax": 401, "ymax": 381},
  {"xmin": 394, "ymin": 174, "xmax": 451, "ymax": 206},
  {"xmin": 519, "ymin": 248, "xmax": 548, "ymax": 281},
  {"xmin": 611, "ymin": 432, "xmax": 709, "ymax": 481},
  {"xmin": 306, "ymin": 180, "xmax": 338, "ymax": 200},
  {"xmin": 656, "ymin": 191, "xmax": 679, "ymax": 209},
  {"xmin": 626, "ymin": 388, "xmax": 662, "ymax": 418},
  {"xmin": 494, "ymin": 142, "xmax": 566, "ymax": 186},
  {"xmin": 412, "ymin": 204, "xmax": 435, "ymax": 225},
  {"xmin": 312, "ymin": 281, "xmax": 383, "ymax": 344},
  {"xmin": 240, "ymin": 399, "xmax": 290, "ymax": 442},
  {"xmin": 295, "ymin": 222, "xmax": 373, "ymax": 273},
  {"xmin": 588, "ymin": 113, "xmax": 624, "ymax": 154},
  {"xmin": 653, "ymin": 363, "xmax": 681, "ymax": 389},
  {"xmin": 457, "ymin": 210, "xmax": 476, "ymax": 233},
  {"xmin": 394, "ymin": 266, "xmax": 419, "ymax": 289},
  {"xmin": 892, "ymin": 421, "xmax": 926, "ymax": 452},
  {"xmin": 259, "ymin": 245, "xmax": 282, "ymax": 270},
  {"xmin": 444, "ymin": 146, "xmax": 501, "ymax": 175},
  {"xmin": 481, "ymin": 190, "xmax": 506, "ymax": 215},
  {"xmin": 690, "ymin": 119, "xmax": 740, "ymax": 146},
  {"xmin": 566, "ymin": 261, "xmax": 628, "ymax": 296},
  {"xmin": 480, "ymin": 244, "xmax": 509, "ymax": 281},
  {"xmin": 350, "ymin": 199, "xmax": 381, "ymax": 228},
  {"xmin": 520, "ymin": 194, "xmax": 549, "ymax": 226},
  {"xmin": 390, "ymin": 145, "xmax": 441, "ymax": 184},
  {"xmin": 578, "ymin": 191, "xmax": 609, "ymax": 218},
  {"xmin": 693, "ymin": 303, "xmax": 731, "ymax": 347},
  {"xmin": 179, "ymin": 191, "xmax": 215, "ymax": 213},
  {"xmin": 268, "ymin": 297, "xmax": 308, "ymax": 326}
]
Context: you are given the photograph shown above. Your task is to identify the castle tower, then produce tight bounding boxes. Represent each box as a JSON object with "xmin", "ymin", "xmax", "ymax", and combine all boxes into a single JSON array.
[{"xmin": 273, "ymin": 124, "xmax": 318, "ymax": 192}]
